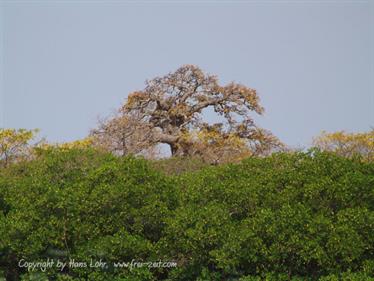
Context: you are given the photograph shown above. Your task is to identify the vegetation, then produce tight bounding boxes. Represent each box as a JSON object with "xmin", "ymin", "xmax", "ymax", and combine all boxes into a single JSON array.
[
  {"xmin": 313, "ymin": 130, "xmax": 374, "ymax": 162},
  {"xmin": 0, "ymin": 66, "xmax": 372, "ymax": 280},
  {"xmin": 0, "ymin": 148, "xmax": 373, "ymax": 280},
  {"xmin": 90, "ymin": 65, "xmax": 283, "ymax": 163},
  {"xmin": 0, "ymin": 129, "xmax": 39, "ymax": 168}
]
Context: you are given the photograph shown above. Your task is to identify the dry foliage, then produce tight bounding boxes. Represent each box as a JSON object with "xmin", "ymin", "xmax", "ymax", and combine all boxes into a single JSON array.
[
  {"xmin": 91, "ymin": 65, "xmax": 283, "ymax": 163},
  {"xmin": 0, "ymin": 128, "xmax": 39, "ymax": 167},
  {"xmin": 313, "ymin": 130, "xmax": 374, "ymax": 162}
]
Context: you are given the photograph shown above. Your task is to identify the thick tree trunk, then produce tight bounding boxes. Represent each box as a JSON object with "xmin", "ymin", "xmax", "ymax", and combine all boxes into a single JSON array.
[
  {"xmin": 169, "ymin": 140, "xmax": 192, "ymax": 156},
  {"xmin": 170, "ymin": 143, "xmax": 179, "ymax": 156}
]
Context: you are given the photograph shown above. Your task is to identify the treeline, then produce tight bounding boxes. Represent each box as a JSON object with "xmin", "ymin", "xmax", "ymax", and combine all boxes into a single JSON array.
[{"xmin": 0, "ymin": 147, "xmax": 373, "ymax": 280}]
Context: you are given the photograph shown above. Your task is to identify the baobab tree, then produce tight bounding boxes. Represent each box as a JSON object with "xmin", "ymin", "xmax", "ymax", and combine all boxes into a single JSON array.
[{"xmin": 91, "ymin": 65, "xmax": 283, "ymax": 162}]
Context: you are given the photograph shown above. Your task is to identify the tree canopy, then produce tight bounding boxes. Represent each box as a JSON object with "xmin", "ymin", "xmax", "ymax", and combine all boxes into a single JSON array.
[
  {"xmin": 0, "ymin": 148, "xmax": 373, "ymax": 280},
  {"xmin": 313, "ymin": 130, "xmax": 374, "ymax": 162},
  {"xmin": 91, "ymin": 65, "xmax": 283, "ymax": 162},
  {"xmin": 0, "ymin": 128, "xmax": 38, "ymax": 167}
]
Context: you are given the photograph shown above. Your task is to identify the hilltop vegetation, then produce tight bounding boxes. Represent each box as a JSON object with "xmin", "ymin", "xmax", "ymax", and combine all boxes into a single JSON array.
[{"xmin": 0, "ymin": 147, "xmax": 373, "ymax": 280}]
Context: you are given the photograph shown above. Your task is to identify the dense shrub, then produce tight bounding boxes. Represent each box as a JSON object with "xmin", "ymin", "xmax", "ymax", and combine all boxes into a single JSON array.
[
  {"xmin": 0, "ymin": 148, "xmax": 178, "ymax": 280},
  {"xmin": 150, "ymin": 156, "xmax": 209, "ymax": 176},
  {"xmin": 0, "ymin": 148, "xmax": 373, "ymax": 280},
  {"xmin": 159, "ymin": 151, "xmax": 374, "ymax": 280}
]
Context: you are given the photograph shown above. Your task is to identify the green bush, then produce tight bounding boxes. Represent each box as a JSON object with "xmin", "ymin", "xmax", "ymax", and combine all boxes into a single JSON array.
[
  {"xmin": 0, "ymin": 148, "xmax": 177, "ymax": 280},
  {"xmin": 159, "ymin": 150, "xmax": 374, "ymax": 280},
  {"xmin": 150, "ymin": 156, "xmax": 209, "ymax": 176},
  {"xmin": 0, "ymin": 148, "xmax": 373, "ymax": 280}
]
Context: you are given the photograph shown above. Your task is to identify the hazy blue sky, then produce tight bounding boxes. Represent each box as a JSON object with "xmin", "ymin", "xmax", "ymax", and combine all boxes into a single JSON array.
[{"xmin": 1, "ymin": 0, "xmax": 373, "ymax": 148}]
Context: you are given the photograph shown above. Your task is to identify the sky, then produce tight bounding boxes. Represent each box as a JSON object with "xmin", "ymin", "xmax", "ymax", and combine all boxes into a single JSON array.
[{"xmin": 1, "ymin": 0, "xmax": 373, "ymax": 148}]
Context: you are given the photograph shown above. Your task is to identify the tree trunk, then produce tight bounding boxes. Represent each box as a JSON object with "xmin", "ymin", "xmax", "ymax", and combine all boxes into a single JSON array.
[{"xmin": 170, "ymin": 143, "xmax": 178, "ymax": 156}]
